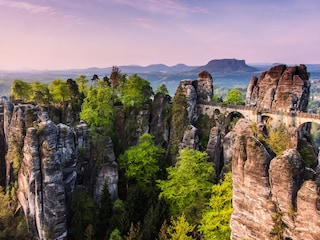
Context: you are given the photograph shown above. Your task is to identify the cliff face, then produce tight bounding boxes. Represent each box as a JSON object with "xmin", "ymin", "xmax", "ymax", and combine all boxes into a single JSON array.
[
  {"xmin": 246, "ymin": 64, "xmax": 310, "ymax": 112},
  {"xmin": 229, "ymin": 119, "xmax": 320, "ymax": 240},
  {"xmin": 1, "ymin": 103, "xmax": 118, "ymax": 239}
]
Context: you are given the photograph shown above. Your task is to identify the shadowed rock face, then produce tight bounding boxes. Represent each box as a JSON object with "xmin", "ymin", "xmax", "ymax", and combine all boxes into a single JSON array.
[
  {"xmin": 1, "ymin": 103, "xmax": 118, "ymax": 239},
  {"xmin": 177, "ymin": 71, "xmax": 213, "ymax": 125},
  {"xmin": 229, "ymin": 119, "xmax": 320, "ymax": 240},
  {"xmin": 246, "ymin": 64, "xmax": 310, "ymax": 112}
]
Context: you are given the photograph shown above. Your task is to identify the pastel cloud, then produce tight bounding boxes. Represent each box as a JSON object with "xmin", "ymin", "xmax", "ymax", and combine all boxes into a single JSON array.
[
  {"xmin": 0, "ymin": 0, "xmax": 55, "ymax": 15},
  {"xmin": 112, "ymin": 0, "xmax": 208, "ymax": 15}
]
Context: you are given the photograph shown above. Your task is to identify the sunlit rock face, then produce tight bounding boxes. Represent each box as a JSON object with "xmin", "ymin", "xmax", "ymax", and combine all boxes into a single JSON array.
[
  {"xmin": 246, "ymin": 64, "xmax": 310, "ymax": 112},
  {"xmin": 230, "ymin": 119, "xmax": 275, "ymax": 240},
  {"xmin": 230, "ymin": 119, "xmax": 320, "ymax": 240},
  {"xmin": 17, "ymin": 114, "xmax": 73, "ymax": 239}
]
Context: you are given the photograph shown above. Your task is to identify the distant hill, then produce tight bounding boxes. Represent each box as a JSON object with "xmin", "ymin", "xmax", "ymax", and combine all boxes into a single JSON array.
[
  {"xmin": 1, "ymin": 59, "xmax": 319, "ymax": 97},
  {"xmin": 193, "ymin": 59, "xmax": 258, "ymax": 73}
]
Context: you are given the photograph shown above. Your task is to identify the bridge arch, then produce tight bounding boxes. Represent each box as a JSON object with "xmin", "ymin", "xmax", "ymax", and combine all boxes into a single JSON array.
[
  {"xmin": 296, "ymin": 121, "xmax": 320, "ymax": 168},
  {"xmin": 225, "ymin": 111, "xmax": 245, "ymax": 132}
]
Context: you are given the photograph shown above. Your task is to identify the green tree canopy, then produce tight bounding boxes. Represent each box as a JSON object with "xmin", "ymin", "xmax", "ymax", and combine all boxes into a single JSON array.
[
  {"xmin": 75, "ymin": 75, "xmax": 89, "ymax": 97},
  {"xmin": 10, "ymin": 80, "xmax": 31, "ymax": 102},
  {"xmin": 119, "ymin": 133, "xmax": 165, "ymax": 189},
  {"xmin": 29, "ymin": 81, "xmax": 50, "ymax": 105},
  {"xmin": 155, "ymin": 84, "xmax": 169, "ymax": 95},
  {"xmin": 71, "ymin": 189, "xmax": 98, "ymax": 240},
  {"xmin": 167, "ymin": 214, "xmax": 194, "ymax": 240},
  {"xmin": 200, "ymin": 172, "xmax": 233, "ymax": 240},
  {"xmin": 48, "ymin": 79, "xmax": 71, "ymax": 103},
  {"xmin": 157, "ymin": 149, "xmax": 214, "ymax": 224},
  {"xmin": 224, "ymin": 88, "xmax": 244, "ymax": 105},
  {"xmin": 80, "ymin": 84, "xmax": 114, "ymax": 132},
  {"xmin": 121, "ymin": 74, "xmax": 152, "ymax": 109}
]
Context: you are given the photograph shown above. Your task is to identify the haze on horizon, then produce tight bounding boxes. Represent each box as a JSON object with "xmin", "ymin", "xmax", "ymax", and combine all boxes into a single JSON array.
[{"xmin": 1, "ymin": 0, "xmax": 320, "ymax": 71}]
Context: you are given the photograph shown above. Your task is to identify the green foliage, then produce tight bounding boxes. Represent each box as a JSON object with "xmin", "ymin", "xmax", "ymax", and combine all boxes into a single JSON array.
[
  {"xmin": 270, "ymin": 208, "xmax": 287, "ymax": 240},
  {"xmin": 10, "ymin": 79, "xmax": 31, "ymax": 102},
  {"xmin": 7, "ymin": 140, "xmax": 23, "ymax": 175},
  {"xmin": 0, "ymin": 185, "xmax": 30, "ymax": 239},
  {"xmin": 157, "ymin": 149, "xmax": 214, "ymax": 224},
  {"xmin": 109, "ymin": 229, "xmax": 123, "ymax": 240},
  {"xmin": 167, "ymin": 214, "xmax": 194, "ymax": 240},
  {"xmin": 196, "ymin": 114, "xmax": 216, "ymax": 151},
  {"xmin": 171, "ymin": 84, "xmax": 188, "ymax": 146},
  {"xmin": 200, "ymin": 172, "xmax": 233, "ymax": 240},
  {"xmin": 48, "ymin": 79, "xmax": 71, "ymax": 103},
  {"xmin": 155, "ymin": 84, "xmax": 169, "ymax": 95},
  {"xmin": 265, "ymin": 124, "xmax": 289, "ymax": 156},
  {"xmin": 212, "ymin": 94, "xmax": 223, "ymax": 103},
  {"xmin": 121, "ymin": 74, "xmax": 152, "ymax": 109},
  {"xmin": 10, "ymin": 80, "xmax": 51, "ymax": 105},
  {"xmin": 29, "ymin": 81, "xmax": 51, "ymax": 105},
  {"xmin": 224, "ymin": 88, "xmax": 244, "ymax": 105},
  {"xmin": 299, "ymin": 147, "xmax": 313, "ymax": 167},
  {"xmin": 110, "ymin": 66, "xmax": 126, "ymax": 90},
  {"xmin": 80, "ymin": 84, "xmax": 114, "ymax": 132},
  {"xmin": 98, "ymin": 183, "xmax": 113, "ymax": 238},
  {"xmin": 119, "ymin": 133, "xmax": 165, "ymax": 189},
  {"xmin": 70, "ymin": 188, "xmax": 98, "ymax": 240},
  {"xmin": 75, "ymin": 75, "xmax": 90, "ymax": 97},
  {"xmin": 110, "ymin": 200, "xmax": 130, "ymax": 235}
]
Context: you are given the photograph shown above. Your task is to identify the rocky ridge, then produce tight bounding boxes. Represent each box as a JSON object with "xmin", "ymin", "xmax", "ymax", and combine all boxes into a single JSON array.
[{"xmin": 246, "ymin": 64, "xmax": 310, "ymax": 112}]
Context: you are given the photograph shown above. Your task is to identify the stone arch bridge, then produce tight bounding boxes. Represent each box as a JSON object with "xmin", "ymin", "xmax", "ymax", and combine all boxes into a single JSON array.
[{"xmin": 197, "ymin": 102, "xmax": 320, "ymax": 129}]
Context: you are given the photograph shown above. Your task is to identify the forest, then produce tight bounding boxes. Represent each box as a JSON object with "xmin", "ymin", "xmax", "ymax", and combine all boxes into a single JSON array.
[
  {"xmin": 0, "ymin": 67, "xmax": 236, "ymax": 240},
  {"xmin": 0, "ymin": 66, "xmax": 318, "ymax": 240}
]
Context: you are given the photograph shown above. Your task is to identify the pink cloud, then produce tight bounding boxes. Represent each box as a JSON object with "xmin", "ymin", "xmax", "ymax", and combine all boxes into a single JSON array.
[
  {"xmin": 0, "ymin": 0, "xmax": 55, "ymax": 15},
  {"xmin": 113, "ymin": 0, "xmax": 208, "ymax": 15}
]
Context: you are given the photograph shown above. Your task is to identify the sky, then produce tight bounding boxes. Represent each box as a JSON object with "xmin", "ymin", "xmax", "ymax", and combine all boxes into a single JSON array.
[{"xmin": 1, "ymin": 0, "xmax": 320, "ymax": 70}]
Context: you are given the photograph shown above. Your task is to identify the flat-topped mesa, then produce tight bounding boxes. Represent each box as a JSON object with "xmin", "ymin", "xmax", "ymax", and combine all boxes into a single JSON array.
[{"xmin": 246, "ymin": 64, "xmax": 310, "ymax": 112}]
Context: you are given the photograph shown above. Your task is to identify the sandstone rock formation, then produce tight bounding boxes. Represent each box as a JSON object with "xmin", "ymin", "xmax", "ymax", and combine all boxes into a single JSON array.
[
  {"xmin": 150, "ymin": 92, "xmax": 171, "ymax": 148},
  {"xmin": 180, "ymin": 125, "xmax": 199, "ymax": 150},
  {"xmin": 0, "ymin": 102, "xmax": 119, "ymax": 239},
  {"xmin": 230, "ymin": 119, "xmax": 320, "ymax": 240},
  {"xmin": 246, "ymin": 64, "xmax": 310, "ymax": 112},
  {"xmin": 177, "ymin": 70, "xmax": 213, "ymax": 125},
  {"xmin": 206, "ymin": 127, "xmax": 222, "ymax": 178}
]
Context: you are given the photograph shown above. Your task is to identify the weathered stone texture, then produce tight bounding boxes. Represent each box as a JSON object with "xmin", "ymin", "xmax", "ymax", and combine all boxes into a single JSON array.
[
  {"xmin": 177, "ymin": 71, "xmax": 214, "ymax": 125},
  {"xmin": 206, "ymin": 127, "xmax": 222, "ymax": 177},
  {"xmin": 230, "ymin": 119, "xmax": 320, "ymax": 240},
  {"xmin": 94, "ymin": 136, "xmax": 118, "ymax": 203},
  {"xmin": 246, "ymin": 64, "xmax": 310, "ymax": 112},
  {"xmin": 180, "ymin": 125, "xmax": 199, "ymax": 150},
  {"xmin": 195, "ymin": 70, "xmax": 213, "ymax": 102},
  {"xmin": 150, "ymin": 93, "xmax": 171, "ymax": 147},
  {"xmin": 230, "ymin": 119, "xmax": 275, "ymax": 240}
]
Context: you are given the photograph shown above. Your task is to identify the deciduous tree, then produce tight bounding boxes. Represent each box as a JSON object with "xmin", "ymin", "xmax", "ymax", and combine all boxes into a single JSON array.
[
  {"xmin": 121, "ymin": 74, "xmax": 152, "ymax": 109},
  {"xmin": 157, "ymin": 149, "xmax": 214, "ymax": 223},
  {"xmin": 200, "ymin": 172, "xmax": 233, "ymax": 239},
  {"xmin": 119, "ymin": 133, "xmax": 164, "ymax": 189},
  {"xmin": 225, "ymin": 88, "xmax": 244, "ymax": 105}
]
